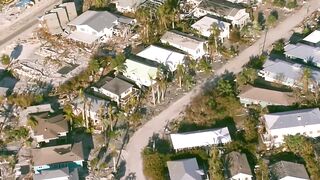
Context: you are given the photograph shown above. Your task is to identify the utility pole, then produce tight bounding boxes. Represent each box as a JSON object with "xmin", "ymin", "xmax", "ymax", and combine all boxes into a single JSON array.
[{"xmin": 261, "ymin": 27, "xmax": 268, "ymax": 54}]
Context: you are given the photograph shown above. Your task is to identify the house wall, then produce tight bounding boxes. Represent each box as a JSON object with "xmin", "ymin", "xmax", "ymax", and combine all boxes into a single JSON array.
[
  {"xmin": 239, "ymin": 97, "xmax": 280, "ymax": 107},
  {"xmin": 99, "ymin": 86, "xmax": 133, "ymax": 103},
  {"xmin": 34, "ymin": 160, "xmax": 83, "ymax": 174},
  {"xmin": 193, "ymin": 8, "xmax": 250, "ymax": 28},
  {"xmin": 231, "ymin": 173, "xmax": 253, "ymax": 180},
  {"xmin": 194, "ymin": 22, "xmax": 230, "ymax": 41},
  {"xmin": 265, "ymin": 124, "xmax": 320, "ymax": 146},
  {"xmin": 161, "ymin": 39, "xmax": 206, "ymax": 59},
  {"xmin": 280, "ymin": 176, "xmax": 309, "ymax": 180},
  {"xmin": 75, "ymin": 24, "xmax": 113, "ymax": 38}
]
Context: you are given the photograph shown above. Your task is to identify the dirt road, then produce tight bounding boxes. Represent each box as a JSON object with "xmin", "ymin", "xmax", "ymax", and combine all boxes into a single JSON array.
[{"xmin": 122, "ymin": 1, "xmax": 320, "ymax": 179}]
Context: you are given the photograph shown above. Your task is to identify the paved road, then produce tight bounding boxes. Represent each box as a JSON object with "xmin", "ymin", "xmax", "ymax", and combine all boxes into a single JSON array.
[
  {"xmin": 122, "ymin": 1, "xmax": 320, "ymax": 179},
  {"xmin": 0, "ymin": 0, "xmax": 61, "ymax": 49}
]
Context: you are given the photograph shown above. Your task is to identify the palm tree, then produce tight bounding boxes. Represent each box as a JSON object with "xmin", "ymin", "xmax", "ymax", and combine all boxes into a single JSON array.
[
  {"xmin": 300, "ymin": 68, "xmax": 311, "ymax": 93},
  {"xmin": 111, "ymin": 54, "xmax": 127, "ymax": 75},
  {"xmin": 107, "ymin": 105, "xmax": 118, "ymax": 132},
  {"xmin": 63, "ymin": 103, "xmax": 74, "ymax": 130},
  {"xmin": 176, "ymin": 64, "xmax": 185, "ymax": 88},
  {"xmin": 209, "ymin": 23, "xmax": 221, "ymax": 57},
  {"xmin": 135, "ymin": 7, "xmax": 152, "ymax": 43},
  {"xmin": 79, "ymin": 89, "xmax": 88, "ymax": 128},
  {"xmin": 27, "ymin": 116, "xmax": 38, "ymax": 129}
]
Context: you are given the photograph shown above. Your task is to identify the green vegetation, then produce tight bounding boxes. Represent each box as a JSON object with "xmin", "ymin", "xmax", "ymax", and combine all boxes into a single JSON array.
[
  {"xmin": 3, "ymin": 126, "xmax": 29, "ymax": 143},
  {"xmin": 208, "ymin": 147, "xmax": 224, "ymax": 180},
  {"xmin": 7, "ymin": 93, "xmax": 44, "ymax": 108},
  {"xmin": 267, "ymin": 10, "xmax": 278, "ymax": 27},
  {"xmin": 1, "ymin": 54, "xmax": 10, "ymax": 65},
  {"xmin": 284, "ymin": 135, "xmax": 320, "ymax": 179}
]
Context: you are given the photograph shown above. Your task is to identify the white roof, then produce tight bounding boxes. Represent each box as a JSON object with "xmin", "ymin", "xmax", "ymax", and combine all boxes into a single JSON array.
[
  {"xmin": 160, "ymin": 31, "xmax": 205, "ymax": 52},
  {"xmin": 122, "ymin": 56, "xmax": 158, "ymax": 87},
  {"xmin": 67, "ymin": 31, "xmax": 100, "ymax": 44},
  {"xmin": 170, "ymin": 127, "xmax": 231, "ymax": 150},
  {"xmin": 136, "ymin": 45, "xmax": 186, "ymax": 71},
  {"xmin": 303, "ymin": 30, "xmax": 320, "ymax": 44},
  {"xmin": 284, "ymin": 43, "xmax": 320, "ymax": 65},
  {"xmin": 191, "ymin": 16, "xmax": 230, "ymax": 37}
]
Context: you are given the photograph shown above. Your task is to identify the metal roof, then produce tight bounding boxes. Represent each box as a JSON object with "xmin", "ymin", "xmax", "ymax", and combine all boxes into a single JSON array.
[
  {"xmin": 167, "ymin": 158, "xmax": 203, "ymax": 180},
  {"xmin": 271, "ymin": 161, "xmax": 309, "ymax": 180}
]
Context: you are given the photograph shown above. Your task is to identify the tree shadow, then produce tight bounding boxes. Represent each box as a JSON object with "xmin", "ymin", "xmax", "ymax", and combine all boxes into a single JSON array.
[{"xmin": 269, "ymin": 151, "xmax": 305, "ymax": 165}]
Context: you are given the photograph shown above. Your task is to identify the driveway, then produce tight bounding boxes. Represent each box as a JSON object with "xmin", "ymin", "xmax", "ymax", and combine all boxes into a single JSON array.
[{"xmin": 124, "ymin": 1, "xmax": 320, "ymax": 180}]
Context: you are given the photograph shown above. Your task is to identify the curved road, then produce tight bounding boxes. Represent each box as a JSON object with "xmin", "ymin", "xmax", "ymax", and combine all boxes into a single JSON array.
[{"xmin": 122, "ymin": 1, "xmax": 320, "ymax": 180}]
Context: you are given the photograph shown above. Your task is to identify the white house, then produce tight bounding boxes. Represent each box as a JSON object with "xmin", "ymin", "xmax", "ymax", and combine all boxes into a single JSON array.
[
  {"xmin": 226, "ymin": 151, "xmax": 253, "ymax": 180},
  {"xmin": 302, "ymin": 29, "xmax": 320, "ymax": 46},
  {"xmin": 270, "ymin": 161, "xmax": 310, "ymax": 180},
  {"xmin": 136, "ymin": 45, "xmax": 186, "ymax": 71},
  {"xmin": 167, "ymin": 158, "xmax": 204, "ymax": 180},
  {"xmin": 95, "ymin": 77, "xmax": 135, "ymax": 105},
  {"xmin": 261, "ymin": 108, "xmax": 320, "ymax": 147},
  {"xmin": 67, "ymin": 10, "xmax": 134, "ymax": 44},
  {"xmin": 115, "ymin": 0, "xmax": 146, "ymax": 12},
  {"xmin": 238, "ymin": 85, "xmax": 295, "ymax": 107},
  {"xmin": 193, "ymin": 0, "xmax": 250, "ymax": 28},
  {"xmin": 259, "ymin": 58, "xmax": 320, "ymax": 90},
  {"xmin": 32, "ymin": 142, "xmax": 84, "ymax": 174},
  {"xmin": 122, "ymin": 55, "xmax": 158, "ymax": 87},
  {"xmin": 284, "ymin": 43, "xmax": 320, "ymax": 67},
  {"xmin": 30, "ymin": 112, "xmax": 68, "ymax": 143},
  {"xmin": 170, "ymin": 127, "xmax": 231, "ymax": 150},
  {"xmin": 191, "ymin": 16, "xmax": 230, "ymax": 42},
  {"xmin": 160, "ymin": 30, "xmax": 206, "ymax": 59}
]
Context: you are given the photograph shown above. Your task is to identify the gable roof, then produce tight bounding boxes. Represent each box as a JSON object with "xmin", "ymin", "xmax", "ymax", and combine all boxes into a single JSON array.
[
  {"xmin": 73, "ymin": 93, "xmax": 109, "ymax": 112},
  {"xmin": 238, "ymin": 85, "xmax": 295, "ymax": 106},
  {"xmin": 284, "ymin": 43, "xmax": 320, "ymax": 65},
  {"xmin": 198, "ymin": 0, "xmax": 244, "ymax": 17},
  {"xmin": 136, "ymin": 45, "xmax": 186, "ymax": 71},
  {"xmin": 31, "ymin": 112, "xmax": 68, "ymax": 140},
  {"xmin": 68, "ymin": 11, "xmax": 118, "ymax": 32},
  {"xmin": 303, "ymin": 30, "xmax": 320, "ymax": 44},
  {"xmin": 225, "ymin": 151, "xmax": 252, "ymax": 178},
  {"xmin": 101, "ymin": 77, "xmax": 133, "ymax": 96},
  {"xmin": 33, "ymin": 167, "xmax": 69, "ymax": 180},
  {"xmin": 32, "ymin": 142, "xmax": 84, "ymax": 166},
  {"xmin": 191, "ymin": 16, "xmax": 230, "ymax": 34},
  {"xmin": 170, "ymin": 127, "xmax": 231, "ymax": 150},
  {"xmin": 160, "ymin": 30, "xmax": 205, "ymax": 51},
  {"xmin": 270, "ymin": 161, "xmax": 309, "ymax": 180},
  {"xmin": 263, "ymin": 108, "xmax": 320, "ymax": 130},
  {"xmin": 262, "ymin": 59, "xmax": 320, "ymax": 83},
  {"xmin": 167, "ymin": 158, "xmax": 203, "ymax": 180}
]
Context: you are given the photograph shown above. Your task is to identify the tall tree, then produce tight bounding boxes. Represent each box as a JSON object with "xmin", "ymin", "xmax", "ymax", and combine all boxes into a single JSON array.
[
  {"xmin": 209, "ymin": 23, "xmax": 221, "ymax": 56},
  {"xmin": 176, "ymin": 64, "xmax": 185, "ymax": 88},
  {"xmin": 300, "ymin": 68, "xmax": 312, "ymax": 93},
  {"xmin": 208, "ymin": 147, "xmax": 224, "ymax": 180}
]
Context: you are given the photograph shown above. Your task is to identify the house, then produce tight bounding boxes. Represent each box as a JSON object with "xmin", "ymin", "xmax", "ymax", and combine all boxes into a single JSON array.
[
  {"xmin": 238, "ymin": 85, "xmax": 295, "ymax": 107},
  {"xmin": 116, "ymin": 0, "xmax": 146, "ymax": 12},
  {"xmin": 284, "ymin": 43, "xmax": 320, "ymax": 67},
  {"xmin": 160, "ymin": 30, "xmax": 207, "ymax": 59},
  {"xmin": 302, "ymin": 29, "xmax": 320, "ymax": 47},
  {"xmin": 191, "ymin": 16, "xmax": 230, "ymax": 42},
  {"xmin": 29, "ymin": 112, "xmax": 68, "ymax": 143},
  {"xmin": 38, "ymin": 12, "xmax": 63, "ymax": 34},
  {"xmin": 225, "ymin": 151, "xmax": 253, "ymax": 180},
  {"xmin": 261, "ymin": 108, "xmax": 320, "ymax": 147},
  {"xmin": 136, "ymin": 45, "xmax": 186, "ymax": 71},
  {"xmin": 19, "ymin": 104, "xmax": 54, "ymax": 126},
  {"xmin": 67, "ymin": 11, "xmax": 134, "ymax": 44},
  {"xmin": 94, "ymin": 76, "xmax": 135, "ymax": 105},
  {"xmin": 32, "ymin": 142, "xmax": 84, "ymax": 174},
  {"xmin": 259, "ymin": 59, "xmax": 320, "ymax": 90},
  {"xmin": 193, "ymin": 0, "xmax": 250, "ymax": 28},
  {"xmin": 122, "ymin": 55, "xmax": 158, "ymax": 87},
  {"xmin": 33, "ymin": 167, "xmax": 79, "ymax": 180},
  {"xmin": 170, "ymin": 127, "xmax": 231, "ymax": 150},
  {"xmin": 72, "ymin": 94, "xmax": 109, "ymax": 130},
  {"xmin": 270, "ymin": 161, "xmax": 310, "ymax": 180},
  {"xmin": 167, "ymin": 158, "xmax": 204, "ymax": 180}
]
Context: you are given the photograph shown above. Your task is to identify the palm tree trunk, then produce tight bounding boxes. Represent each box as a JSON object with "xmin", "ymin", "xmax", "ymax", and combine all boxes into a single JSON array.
[
  {"xmin": 179, "ymin": 76, "xmax": 182, "ymax": 88},
  {"xmin": 151, "ymin": 85, "xmax": 156, "ymax": 105},
  {"xmin": 157, "ymin": 84, "xmax": 161, "ymax": 104}
]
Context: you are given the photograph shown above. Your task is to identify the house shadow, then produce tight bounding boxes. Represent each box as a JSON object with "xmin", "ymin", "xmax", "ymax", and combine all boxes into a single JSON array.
[
  {"xmin": 71, "ymin": 128, "xmax": 94, "ymax": 161},
  {"xmin": 268, "ymin": 151, "xmax": 305, "ymax": 165}
]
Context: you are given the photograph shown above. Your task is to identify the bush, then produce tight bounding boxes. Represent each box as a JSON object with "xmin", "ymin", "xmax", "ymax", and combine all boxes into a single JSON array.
[
  {"xmin": 229, "ymin": 27, "xmax": 241, "ymax": 42},
  {"xmin": 273, "ymin": 0, "xmax": 286, "ymax": 7},
  {"xmin": 142, "ymin": 149, "xmax": 168, "ymax": 180},
  {"xmin": 1, "ymin": 54, "xmax": 10, "ymax": 65}
]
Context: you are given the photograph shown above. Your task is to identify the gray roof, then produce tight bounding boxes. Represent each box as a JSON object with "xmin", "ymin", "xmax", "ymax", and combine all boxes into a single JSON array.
[
  {"xmin": 225, "ymin": 151, "xmax": 252, "ymax": 178},
  {"xmin": 68, "ymin": 11, "xmax": 118, "ymax": 32},
  {"xmin": 73, "ymin": 93, "xmax": 109, "ymax": 112},
  {"xmin": 33, "ymin": 167, "xmax": 69, "ymax": 180},
  {"xmin": 264, "ymin": 108, "xmax": 320, "ymax": 130},
  {"xmin": 271, "ymin": 161, "xmax": 309, "ymax": 180},
  {"xmin": 284, "ymin": 43, "xmax": 320, "ymax": 65},
  {"xmin": 32, "ymin": 142, "xmax": 84, "ymax": 166},
  {"xmin": 101, "ymin": 77, "xmax": 133, "ymax": 96},
  {"xmin": 198, "ymin": 0, "xmax": 244, "ymax": 17},
  {"xmin": 262, "ymin": 59, "xmax": 320, "ymax": 83},
  {"xmin": 167, "ymin": 158, "xmax": 203, "ymax": 180}
]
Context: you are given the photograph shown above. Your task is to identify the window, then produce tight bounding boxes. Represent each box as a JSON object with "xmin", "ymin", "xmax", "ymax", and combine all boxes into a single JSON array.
[
  {"xmin": 309, "ymin": 131, "xmax": 313, "ymax": 134},
  {"xmin": 273, "ymin": 135, "xmax": 278, "ymax": 139},
  {"xmin": 80, "ymin": 28, "xmax": 85, "ymax": 31}
]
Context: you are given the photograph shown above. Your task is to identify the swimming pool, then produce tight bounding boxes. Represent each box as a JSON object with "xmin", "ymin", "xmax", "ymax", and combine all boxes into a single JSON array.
[{"xmin": 16, "ymin": 0, "xmax": 33, "ymax": 7}]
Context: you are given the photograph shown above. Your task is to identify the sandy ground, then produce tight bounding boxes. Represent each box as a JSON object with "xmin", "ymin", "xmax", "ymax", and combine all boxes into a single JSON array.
[{"xmin": 121, "ymin": 1, "xmax": 320, "ymax": 179}]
